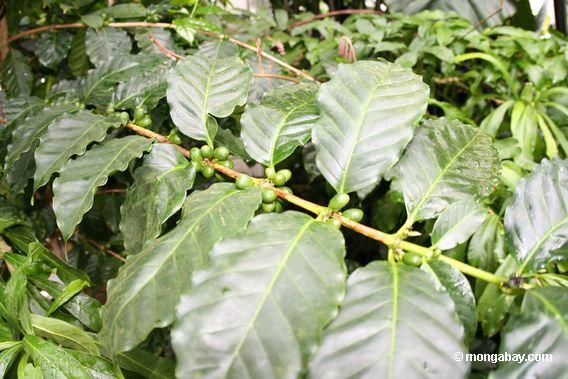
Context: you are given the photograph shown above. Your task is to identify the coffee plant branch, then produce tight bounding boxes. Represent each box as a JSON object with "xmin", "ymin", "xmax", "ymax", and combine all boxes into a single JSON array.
[
  {"xmin": 124, "ymin": 123, "xmax": 507, "ymax": 286},
  {"xmin": 6, "ymin": 21, "xmax": 319, "ymax": 82}
]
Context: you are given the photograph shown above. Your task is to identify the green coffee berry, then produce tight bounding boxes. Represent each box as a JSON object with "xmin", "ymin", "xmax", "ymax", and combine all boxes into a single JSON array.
[
  {"xmin": 118, "ymin": 111, "xmax": 130, "ymax": 125},
  {"xmin": 201, "ymin": 145, "xmax": 214, "ymax": 159},
  {"xmin": 402, "ymin": 253, "xmax": 422, "ymax": 267},
  {"xmin": 236, "ymin": 174, "xmax": 254, "ymax": 189},
  {"xmin": 214, "ymin": 146, "xmax": 230, "ymax": 161},
  {"xmin": 274, "ymin": 201, "xmax": 283, "ymax": 213},
  {"xmin": 272, "ymin": 172, "xmax": 287, "ymax": 186},
  {"xmin": 279, "ymin": 186, "xmax": 293, "ymax": 195},
  {"xmin": 329, "ymin": 193, "xmax": 350, "ymax": 210},
  {"xmin": 343, "ymin": 208, "xmax": 364, "ymax": 222},
  {"xmin": 106, "ymin": 103, "xmax": 115, "ymax": 115},
  {"xmin": 265, "ymin": 167, "xmax": 276, "ymax": 179},
  {"xmin": 279, "ymin": 169, "xmax": 292, "ymax": 182},
  {"xmin": 201, "ymin": 165, "xmax": 215, "ymax": 179},
  {"xmin": 262, "ymin": 202, "xmax": 276, "ymax": 213},
  {"xmin": 219, "ymin": 160, "xmax": 234, "ymax": 169},
  {"xmin": 138, "ymin": 115, "xmax": 152, "ymax": 127},
  {"xmin": 261, "ymin": 188, "xmax": 277, "ymax": 204},
  {"xmin": 190, "ymin": 147, "xmax": 202, "ymax": 162},
  {"xmin": 327, "ymin": 218, "xmax": 341, "ymax": 229},
  {"xmin": 133, "ymin": 107, "xmax": 146, "ymax": 121}
]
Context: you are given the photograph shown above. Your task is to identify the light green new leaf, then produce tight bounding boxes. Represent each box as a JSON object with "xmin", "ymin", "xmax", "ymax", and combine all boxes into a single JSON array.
[
  {"xmin": 241, "ymin": 83, "xmax": 319, "ymax": 166},
  {"xmin": 30, "ymin": 314, "xmax": 98, "ymax": 354},
  {"xmin": 52, "ymin": 136, "xmax": 152, "ymax": 241},
  {"xmin": 100, "ymin": 183, "xmax": 261, "ymax": 355},
  {"xmin": 6, "ymin": 104, "xmax": 78, "ymax": 172},
  {"xmin": 2, "ymin": 49, "xmax": 33, "ymax": 97},
  {"xmin": 173, "ymin": 211, "xmax": 346, "ymax": 378},
  {"xmin": 390, "ymin": 118, "xmax": 500, "ymax": 223},
  {"xmin": 33, "ymin": 110, "xmax": 120, "ymax": 191},
  {"xmin": 114, "ymin": 348, "xmax": 175, "ymax": 379},
  {"xmin": 505, "ymin": 158, "xmax": 568, "ymax": 273},
  {"xmin": 422, "ymin": 260, "xmax": 477, "ymax": 345},
  {"xmin": 490, "ymin": 287, "xmax": 568, "ymax": 379},
  {"xmin": 167, "ymin": 52, "xmax": 253, "ymax": 146},
  {"xmin": 312, "ymin": 60, "xmax": 429, "ymax": 194},
  {"xmin": 431, "ymin": 199, "xmax": 487, "ymax": 250},
  {"xmin": 308, "ymin": 261, "xmax": 469, "ymax": 379},
  {"xmin": 23, "ymin": 335, "xmax": 114, "ymax": 379},
  {"xmin": 120, "ymin": 144, "xmax": 196, "ymax": 255},
  {"xmin": 47, "ymin": 279, "xmax": 88, "ymax": 315},
  {"xmin": 0, "ymin": 343, "xmax": 22, "ymax": 377},
  {"xmin": 85, "ymin": 28, "xmax": 131, "ymax": 67}
]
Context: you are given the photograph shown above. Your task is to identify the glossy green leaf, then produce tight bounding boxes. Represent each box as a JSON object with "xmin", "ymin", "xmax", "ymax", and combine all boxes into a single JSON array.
[
  {"xmin": 2, "ymin": 49, "xmax": 33, "ymax": 97},
  {"xmin": 505, "ymin": 158, "xmax": 568, "ymax": 273},
  {"xmin": 0, "ymin": 199, "xmax": 25, "ymax": 233},
  {"xmin": 390, "ymin": 118, "xmax": 501, "ymax": 223},
  {"xmin": 47, "ymin": 279, "xmax": 88, "ymax": 315},
  {"xmin": 28, "ymin": 242, "xmax": 91, "ymax": 284},
  {"xmin": 52, "ymin": 136, "xmax": 152, "ymax": 241},
  {"xmin": 477, "ymin": 255, "xmax": 519, "ymax": 337},
  {"xmin": 65, "ymin": 350, "xmax": 117, "ymax": 379},
  {"xmin": 0, "ymin": 343, "xmax": 22, "ymax": 377},
  {"xmin": 308, "ymin": 261, "xmax": 469, "ymax": 378},
  {"xmin": 85, "ymin": 28, "xmax": 131, "ymax": 67},
  {"xmin": 241, "ymin": 83, "xmax": 319, "ymax": 166},
  {"xmin": 33, "ymin": 110, "xmax": 120, "ymax": 191},
  {"xmin": 120, "ymin": 144, "xmax": 195, "ymax": 255},
  {"xmin": 480, "ymin": 99, "xmax": 514, "ymax": 137},
  {"xmin": 30, "ymin": 314, "xmax": 98, "ymax": 354},
  {"xmin": 36, "ymin": 32, "xmax": 72, "ymax": 69},
  {"xmin": 312, "ymin": 60, "xmax": 429, "ymax": 194},
  {"xmin": 490, "ymin": 287, "xmax": 568, "ymax": 379},
  {"xmin": 5, "ymin": 267, "xmax": 33, "ymax": 335},
  {"xmin": 431, "ymin": 199, "xmax": 487, "ymax": 250},
  {"xmin": 100, "ymin": 184, "xmax": 261, "ymax": 355},
  {"xmin": 114, "ymin": 348, "xmax": 175, "ymax": 379},
  {"xmin": 23, "ymin": 335, "xmax": 109, "ymax": 378},
  {"xmin": 134, "ymin": 28, "xmax": 175, "ymax": 55},
  {"xmin": 113, "ymin": 64, "xmax": 169, "ymax": 111},
  {"xmin": 2, "ymin": 225, "xmax": 38, "ymax": 254},
  {"xmin": 2, "ymin": 96, "xmax": 43, "ymax": 130},
  {"xmin": 6, "ymin": 104, "xmax": 77, "ymax": 172},
  {"xmin": 167, "ymin": 52, "xmax": 253, "ymax": 146},
  {"xmin": 68, "ymin": 30, "xmax": 90, "ymax": 77},
  {"xmin": 467, "ymin": 213, "xmax": 505, "ymax": 291},
  {"xmin": 173, "ymin": 211, "xmax": 347, "ymax": 378},
  {"xmin": 422, "ymin": 260, "xmax": 477, "ymax": 345}
]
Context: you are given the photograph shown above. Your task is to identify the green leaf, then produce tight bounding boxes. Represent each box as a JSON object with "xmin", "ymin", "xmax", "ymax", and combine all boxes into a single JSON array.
[
  {"xmin": 30, "ymin": 277, "xmax": 102, "ymax": 332},
  {"xmin": 79, "ymin": 54, "xmax": 164, "ymax": 105},
  {"xmin": 431, "ymin": 199, "xmax": 486, "ymax": 250},
  {"xmin": 6, "ymin": 104, "xmax": 78, "ymax": 172},
  {"xmin": 68, "ymin": 31, "xmax": 91, "ymax": 78},
  {"xmin": 2, "ymin": 49, "xmax": 33, "ymax": 97},
  {"xmin": 114, "ymin": 348, "xmax": 175, "ymax": 379},
  {"xmin": 0, "ymin": 343, "xmax": 22, "ymax": 377},
  {"xmin": 113, "ymin": 64, "xmax": 169, "ymax": 111},
  {"xmin": 390, "ymin": 118, "xmax": 501, "ymax": 224},
  {"xmin": 134, "ymin": 28, "xmax": 175, "ymax": 55},
  {"xmin": 422, "ymin": 260, "xmax": 477, "ymax": 345},
  {"xmin": 505, "ymin": 158, "xmax": 568, "ymax": 273},
  {"xmin": 490, "ymin": 287, "xmax": 568, "ymax": 379},
  {"xmin": 103, "ymin": 3, "xmax": 148, "ymax": 18},
  {"xmin": 33, "ymin": 110, "xmax": 120, "ymax": 192},
  {"xmin": 308, "ymin": 261, "xmax": 469, "ymax": 378},
  {"xmin": 100, "ymin": 183, "xmax": 261, "ymax": 355},
  {"xmin": 64, "ymin": 350, "xmax": 117, "ymax": 379},
  {"xmin": 23, "ymin": 335, "xmax": 109, "ymax": 378},
  {"xmin": 46, "ymin": 279, "xmax": 89, "ymax": 315},
  {"xmin": 85, "ymin": 28, "xmax": 131, "ymax": 67},
  {"xmin": 477, "ymin": 255, "xmax": 519, "ymax": 337},
  {"xmin": 173, "ymin": 211, "xmax": 346, "ymax": 378},
  {"xmin": 510, "ymin": 101, "xmax": 538, "ymax": 163},
  {"xmin": 312, "ymin": 60, "xmax": 429, "ymax": 194},
  {"xmin": 5, "ymin": 267, "xmax": 33, "ymax": 335},
  {"xmin": 2, "ymin": 96, "xmax": 43, "ymax": 130},
  {"xmin": 28, "ymin": 242, "xmax": 91, "ymax": 284},
  {"xmin": 35, "ymin": 32, "xmax": 72, "ymax": 69},
  {"xmin": 0, "ymin": 198, "xmax": 25, "ymax": 233},
  {"xmin": 480, "ymin": 99, "xmax": 514, "ymax": 137},
  {"xmin": 30, "ymin": 314, "xmax": 98, "ymax": 354},
  {"xmin": 198, "ymin": 40, "xmax": 238, "ymax": 59},
  {"xmin": 167, "ymin": 52, "xmax": 253, "ymax": 146},
  {"xmin": 2, "ymin": 225, "xmax": 38, "ymax": 254},
  {"xmin": 52, "ymin": 136, "xmax": 153, "ymax": 241},
  {"xmin": 120, "ymin": 144, "xmax": 195, "ymax": 255},
  {"xmin": 241, "ymin": 83, "xmax": 319, "ymax": 167}
]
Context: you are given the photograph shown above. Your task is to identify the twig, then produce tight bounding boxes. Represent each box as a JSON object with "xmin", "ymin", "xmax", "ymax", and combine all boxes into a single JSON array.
[
  {"xmin": 7, "ymin": 21, "xmax": 319, "ymax": 82},
  {"xmin": 97, "ymin": 188, "xmax": 126, "ymax": 194},
  {"xmin": 288, "ymin": 9, "xmax": 383, "ymax": 30},
  {"xmin": 78, "ymin": 234, "xmax": 126, "ymax": 263},
  {"xmin": 463, "ymin": 0, "xmax": 505, "ymax": 36},
  {"xmin": 149, "ymin": 36, "xmax": 300, "ymax": 83},
  {"xmin": 124, "ymin": 123, "xmax": 507, "ymax": 286}
]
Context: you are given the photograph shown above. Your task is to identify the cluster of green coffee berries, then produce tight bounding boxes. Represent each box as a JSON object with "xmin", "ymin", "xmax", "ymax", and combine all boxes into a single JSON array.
[
  {"xmin": 326, "ymin": 193, "xmax": 364, "ymax": 228},
  {"xmin": 189, "ymin": 145, "xmax": 232, "ymax": 179},
  {"xmin": 235, "ymin": 167, "xmax": 294, "ymax": 213}
]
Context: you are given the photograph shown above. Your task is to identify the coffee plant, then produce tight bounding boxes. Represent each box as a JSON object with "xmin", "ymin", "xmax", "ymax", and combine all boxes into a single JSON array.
[{"xmin": 0, "ymin": 1, "xmax": 567, "ymax": 378}]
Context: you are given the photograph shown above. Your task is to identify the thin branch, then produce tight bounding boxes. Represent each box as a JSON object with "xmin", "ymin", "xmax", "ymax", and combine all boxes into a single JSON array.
[
  {"xmin": 78, "ymin": 234, "xmax": 126, "ymax": 263},
  {"xmin": 7, "ymin": 21, "xmax": 318, "ymax": 82},
  {"xmin": 253, "ymin": 72, "xmax": 300, "ymax": 83},
  {"xmin": 149, "ymin": 34, "xmax": 184, "ymax": 60},
  {"xmin": 288, "ymin": 9, "xmax": 383, "ymax": 30},
  {"xmin": 124, "ymin": 123, "xmax": 507, "ymax": 286},
  {"xmin": 463, "ymin": 0, "xmax": 505, "ymax": 36}
]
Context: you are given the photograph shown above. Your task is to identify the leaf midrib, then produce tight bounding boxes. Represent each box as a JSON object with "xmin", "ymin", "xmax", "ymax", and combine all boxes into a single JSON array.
[
  {"xmin": 528, "ymin": 290, "xmax": 568, "ymax": 333},
  {"xmin": 406, "ymin": 128, "xmax": 483, "ymax": 223},
  {"xmin": 518, "ymin": 216, "xmax": 568, "ymax": 273},
  {"xmin": 224, "ymin": 218, "xmax": 316, "ymax": 376}
]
